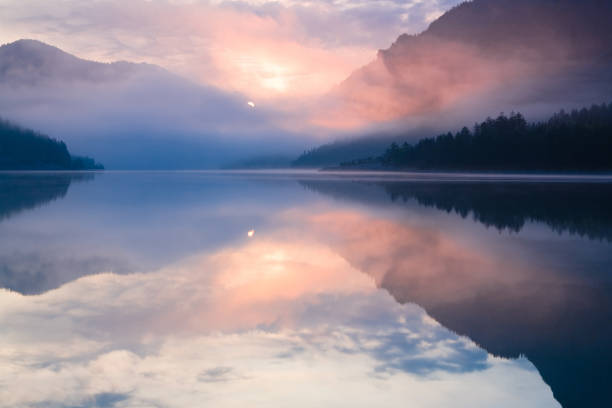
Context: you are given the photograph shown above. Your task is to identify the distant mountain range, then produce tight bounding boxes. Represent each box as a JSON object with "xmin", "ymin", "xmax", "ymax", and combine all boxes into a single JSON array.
[
  {"xmin": 292, "ymin": 133, "xmax": 408, "ymax": 168},
  {"xmin": 0, "ymin": 40, "xmax": 301, "ymax": 169},
  {"xmin": 0, "ymin": 39, "xmax": 162, "ymax": 86}
]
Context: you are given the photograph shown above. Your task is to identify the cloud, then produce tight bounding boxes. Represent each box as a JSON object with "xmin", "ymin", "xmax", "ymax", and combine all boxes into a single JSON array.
[
  {"xmin": 0, "ymin": 228, "xmax": 558, "ymax": 407},
  {"xmin": 0, "ymin": 0, "xmax": 464, "ymax": 100},
  {"xmin": 0, "ymin": 204, "xmax": 560, "ymax": 407}
]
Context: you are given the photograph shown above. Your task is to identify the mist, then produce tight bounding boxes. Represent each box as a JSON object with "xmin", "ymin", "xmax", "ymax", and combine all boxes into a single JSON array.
[
  {"xmin": 317, "ymin": 0, "xmax": 612, "ymax": 137},
  {"xmin": 0, "ymin": 40, "xmax": 308, "ymax": 169}
]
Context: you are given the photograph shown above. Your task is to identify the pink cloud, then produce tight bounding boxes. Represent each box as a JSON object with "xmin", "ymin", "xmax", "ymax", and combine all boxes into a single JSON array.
[{"xmin": 0, "ymin": 0, "xmax": 462, "ymax": 102}]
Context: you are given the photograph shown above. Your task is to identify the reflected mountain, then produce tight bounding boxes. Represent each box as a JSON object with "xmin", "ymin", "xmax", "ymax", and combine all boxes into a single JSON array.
[
  {"xmin": 381, "ymin": 269, "xmax": 612, "ymax": 408},
  {"xmin": 303, "ymin": 180, "xmax": 612, "ymax": 408},
  {"xmin": 0, "ymin": 172, "xmax": 94, "ymax": 222},
  {"xmin": 301, "ymin": 179, "xmax": 612, "ymax": 241},
  {"xmin": 0, "ymin": 172, "xmax": 98, "ymax": 294}
]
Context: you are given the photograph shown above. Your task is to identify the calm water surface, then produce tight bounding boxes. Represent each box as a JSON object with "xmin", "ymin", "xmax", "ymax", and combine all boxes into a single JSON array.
[{"xmin": 1, "ymin": 171, "xmax": 611, "ymax": 408}]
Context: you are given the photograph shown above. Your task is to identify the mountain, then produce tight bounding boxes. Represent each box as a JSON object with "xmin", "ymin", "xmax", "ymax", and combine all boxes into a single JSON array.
[
  {"xmin": 334, "ymin": 0, "xmax": 612, "ymax": 124},
  {"xmin": 0, "ymin": 117, "xmax": 103, "ymax": 170},
  {"xmin": 0, "ymin": 40, "xmax": 302, "ymax": 169},
  {"xmin": 0, "ymin": 39, "xmax": 161, "ymax": 86}
]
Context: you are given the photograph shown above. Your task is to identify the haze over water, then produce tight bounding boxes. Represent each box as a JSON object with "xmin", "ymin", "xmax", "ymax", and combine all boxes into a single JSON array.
[{"xmin": 1, "ymin": 171, "xmax": 611, "ymax": 408}]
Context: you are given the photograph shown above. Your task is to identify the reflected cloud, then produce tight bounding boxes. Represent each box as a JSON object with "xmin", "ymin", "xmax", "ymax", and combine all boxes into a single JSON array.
[
  {"xmin": 0, "ymin": 251, "xmax": 131, "ymax": 295},
  {"xmin": 197, "ymin": 366, "xmax": 238, "ymax": 383},
  {"xmin": 0, "ymin": 172, "xmax": 315, "ymax": 295},
  {"xmin": 8, "ymin": 173, "xmax": 608, "ymax": 407},
  {"xmin": 0, "ymin": 226, "xmax": 558, "ymax": 408}
]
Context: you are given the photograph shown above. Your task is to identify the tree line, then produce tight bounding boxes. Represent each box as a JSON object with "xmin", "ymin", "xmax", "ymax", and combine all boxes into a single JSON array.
[
  {"xmin": 0, "ymin": 117, "xmax": 103, "ymax": 170},
  {"xmin": 369, "ymin": 103, "xmax": 612, "ymax": 171}
]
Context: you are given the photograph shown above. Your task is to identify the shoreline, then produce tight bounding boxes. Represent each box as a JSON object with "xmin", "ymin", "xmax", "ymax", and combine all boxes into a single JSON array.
[{"xmin": 2, "ymin": 168, "xmax": 612, "ymax": 183}]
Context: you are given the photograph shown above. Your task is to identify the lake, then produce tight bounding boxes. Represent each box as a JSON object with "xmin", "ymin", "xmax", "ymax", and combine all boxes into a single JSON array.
[{"xmin": 1, "ymin": 171, "xmax": 611, "ymax": 408}]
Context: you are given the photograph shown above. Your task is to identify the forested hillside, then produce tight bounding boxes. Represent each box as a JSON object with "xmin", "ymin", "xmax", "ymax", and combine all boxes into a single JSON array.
[
  {"xmin": 0, "ymin": 118, "xmax": 103, "ymax": 170},
  {"xmin": 345, "ymin": 103, "xmax": 612, "ymax": 171}
]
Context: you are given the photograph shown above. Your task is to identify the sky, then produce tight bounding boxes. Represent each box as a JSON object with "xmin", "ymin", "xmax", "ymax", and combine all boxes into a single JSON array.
[
  {"xmin": 1, "ymin": 0, "xmax": 609, "ymax": 167},
  {"xmin": 0, "ymin": 0, "xmax": 462, "ymax": 100},
  {"xmin": 0, "ymin": 0, "xmax": 467, "ymax": 168}
]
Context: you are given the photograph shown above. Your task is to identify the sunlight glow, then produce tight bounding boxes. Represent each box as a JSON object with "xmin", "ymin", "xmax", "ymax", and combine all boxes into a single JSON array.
[
  {"xmin": 253, "ymin": 61, "xmax": 291, "ymax": 93},
  {"xmin": 247, "ymin": 229, "xmax": 255, "ymax": 237}
]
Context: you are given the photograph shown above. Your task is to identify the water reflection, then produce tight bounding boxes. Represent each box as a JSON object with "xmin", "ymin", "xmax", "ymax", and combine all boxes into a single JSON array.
[
  {"xmin": 0, "ymin": 228, "xmax": 557, "ymax": 408},
  {"xmin": 0, "ymin": 172, "xmax": 94, "ymax": 222},
  {"xmin": 1, "ymin": 172, "xmax": 611, "ymax": 407},
  {"xmin": 304, "ymin": 179, "xmax": 612, "ymax": 408},
  {"xmin": 301, "ymin": 179, "xmax": 612, "ymax": 241},
  {"xmin": 0, "ymin": 172, "xmax": 306, "ymax": 294}
]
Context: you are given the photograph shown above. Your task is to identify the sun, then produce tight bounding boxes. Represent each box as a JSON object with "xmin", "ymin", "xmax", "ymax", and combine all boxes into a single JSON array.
[
  {"xmin": 261, "ymin": 76, "xmax": 289, "ymax": 92},
  {"xmin": 257, "ymin": 61, "xmax": 290, "ymax": 93}
]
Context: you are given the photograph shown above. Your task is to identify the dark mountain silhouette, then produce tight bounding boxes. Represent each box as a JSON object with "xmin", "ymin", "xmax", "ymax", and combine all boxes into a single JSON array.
[
  {"xmin": 334, "ymin": 0, "xmax": 612, "ymax": 123},
  {"xmin": 0, "ymin": 117, "xmax": 103, "ymax": 170},
  {"xmin": 301, "ymin": 177, "xmax": 612, "ymax": 408}
]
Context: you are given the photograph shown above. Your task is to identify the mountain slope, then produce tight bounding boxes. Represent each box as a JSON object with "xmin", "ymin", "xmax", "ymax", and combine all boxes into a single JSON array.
[
  {"xmin": 0, "ymin": 39, "xmax": 160, "ymax": 86},
  {"xmin": 335, "ymin": 0, "xmax": 612, "ymax": 123}
]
